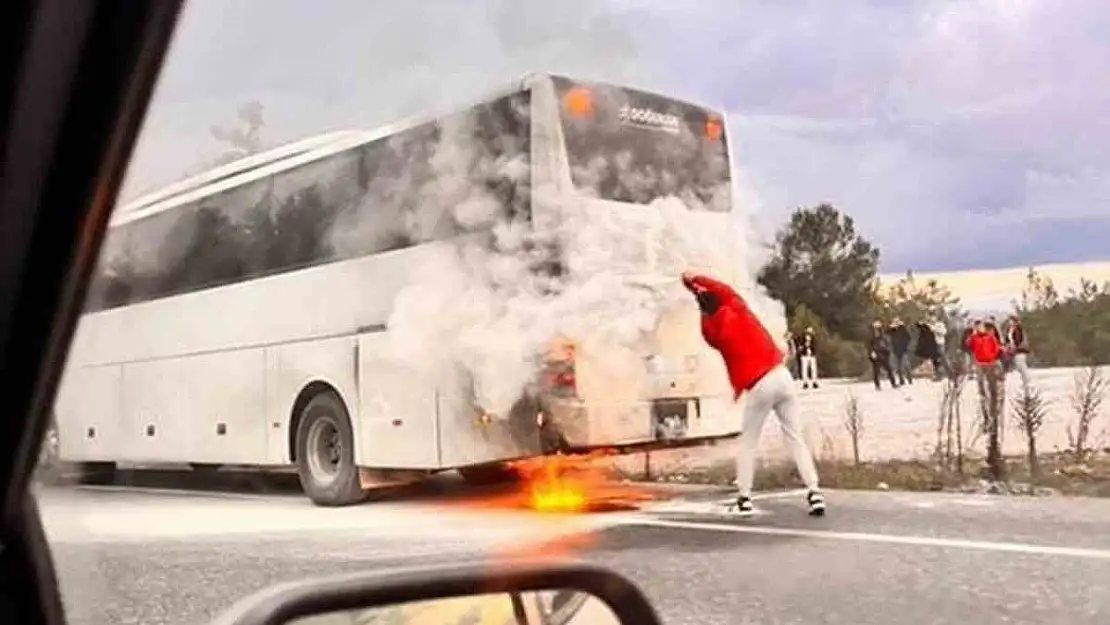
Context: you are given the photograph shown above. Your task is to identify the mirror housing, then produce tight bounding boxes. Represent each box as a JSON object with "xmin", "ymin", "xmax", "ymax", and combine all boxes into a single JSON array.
[{"xmin": 208, "ymin": 559, "xmax": 662, "ymax": 625}]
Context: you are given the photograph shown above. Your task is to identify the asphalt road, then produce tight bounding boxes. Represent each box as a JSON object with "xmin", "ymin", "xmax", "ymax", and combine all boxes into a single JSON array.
[{"xmin": 35, "ymin": 482, "xmax": 1110, "ymax": 625}]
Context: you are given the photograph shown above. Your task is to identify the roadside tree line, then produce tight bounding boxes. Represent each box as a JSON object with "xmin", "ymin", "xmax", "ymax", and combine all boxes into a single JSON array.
[{"xmin": 757, "ymin": 203, "xmax": 1110, "ymax": 377}]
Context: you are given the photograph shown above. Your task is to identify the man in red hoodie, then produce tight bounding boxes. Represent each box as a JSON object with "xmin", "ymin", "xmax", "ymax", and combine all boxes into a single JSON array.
[
  {"xmin": 681, "ymin": 271, "xmax": 825, "ymax": 517},
  {"xmin": 967, "ymin": 319, "xmax": 1004, "ymax": 422}
]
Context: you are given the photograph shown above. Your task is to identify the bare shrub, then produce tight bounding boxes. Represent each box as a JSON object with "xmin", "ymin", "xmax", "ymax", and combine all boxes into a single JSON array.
[
  {"xmin": 843, "ymin": 393, "xmax": 864, "ymax": 466},
  {"xmin": 1012, "ymin": 383, "xmax": 1050, "ymax": 480},
  {"xmin": 936, "ymin": 373, "xmax": 967, "ymax": 473},
  {"xmin": 1068, "ymin": 365, "xmax": 1107, "ymax": 460}
]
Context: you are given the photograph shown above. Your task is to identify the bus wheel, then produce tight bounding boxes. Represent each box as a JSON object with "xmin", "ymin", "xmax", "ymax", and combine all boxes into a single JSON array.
[
  {"xmin": 458, "ymin": 463, "xmax": 519, "ymax": 486},
  {"xmin": 294, "ymin": 390, "xmax": 366, "ymax": 507}
]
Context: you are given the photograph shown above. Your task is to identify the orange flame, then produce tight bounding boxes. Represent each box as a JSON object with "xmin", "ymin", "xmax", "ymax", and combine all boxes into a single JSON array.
[
  {"xmin": 523, "ymin": 455, "xmax": 590, "ymax": 513},
  {"xmin": 509, "ymin": 451, "xmax": 657, "ymax": 514},
  {"xmin": 430, "ymin": 452, "xmax": 676, "ymax": 564}
]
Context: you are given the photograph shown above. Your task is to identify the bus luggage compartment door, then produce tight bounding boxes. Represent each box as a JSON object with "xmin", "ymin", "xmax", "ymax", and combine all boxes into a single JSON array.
[{"xmin": 356, "ymin": 334, "xmax": 440, "ymax": 468}]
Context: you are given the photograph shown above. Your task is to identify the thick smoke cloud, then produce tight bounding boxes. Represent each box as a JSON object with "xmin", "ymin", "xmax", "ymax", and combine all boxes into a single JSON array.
[{"xmin": 338, "ymin": 79, "xmax": 786, "ymax": 418}]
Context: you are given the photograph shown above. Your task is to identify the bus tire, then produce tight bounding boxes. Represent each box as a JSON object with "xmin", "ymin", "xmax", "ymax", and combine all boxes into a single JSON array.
[
  {"xmin": 458, "ymin": 463, "xmax": 519, "ymax": 485},
  {"xmin": 294, "ymin": 390, "xmax": 366, "ymax": 507}
]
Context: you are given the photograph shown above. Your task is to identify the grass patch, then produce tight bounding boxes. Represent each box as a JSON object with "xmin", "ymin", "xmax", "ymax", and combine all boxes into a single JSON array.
[{"xmin": 1009, "ymin": 451, "xmax": 1110, "ymax": 497}]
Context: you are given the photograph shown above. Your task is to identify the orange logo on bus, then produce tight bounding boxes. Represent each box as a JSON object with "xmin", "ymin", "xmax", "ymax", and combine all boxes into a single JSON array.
[
  {"xmin": 705, "ymin": 117, "xmax": 722, "ymax": 141},
  {"xmin": 563, "ymin": 87, "xmax": 594, "ymax": 118}
]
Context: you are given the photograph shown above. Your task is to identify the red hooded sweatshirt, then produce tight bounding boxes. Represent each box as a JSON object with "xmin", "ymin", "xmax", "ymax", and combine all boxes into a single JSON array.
[
  {"xmin": 684, "ymin": 274, "xmax": 784, "ymax": 398},
  {"xmin": 967, "ymin": 330, "xmax": 1002, "ymax": 365}
]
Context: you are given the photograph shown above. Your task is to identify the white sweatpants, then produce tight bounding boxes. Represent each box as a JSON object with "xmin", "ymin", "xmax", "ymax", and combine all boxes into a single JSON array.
[
  {"xmin": 734, "ymin": 364, "xmax": 821, "ymax": 498},
  {"xmin": 800, "ymin": 355, "xmax": 819, "ymax": 384}
]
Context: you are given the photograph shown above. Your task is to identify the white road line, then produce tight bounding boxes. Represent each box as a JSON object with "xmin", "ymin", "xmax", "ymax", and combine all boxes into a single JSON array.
[{"xmin": 630, "ymin": 517, "xmax": 1110, "ymax": 561}]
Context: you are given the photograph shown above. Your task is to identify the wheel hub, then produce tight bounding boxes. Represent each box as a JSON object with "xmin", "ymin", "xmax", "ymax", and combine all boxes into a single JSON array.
[{"xmin": 306, "ymin": 417, "xmax": 342, "ymax": 485}]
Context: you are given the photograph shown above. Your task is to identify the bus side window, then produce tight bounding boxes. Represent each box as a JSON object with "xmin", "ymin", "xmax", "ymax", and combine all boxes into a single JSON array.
[
  {"xmin": 84, "ymin": 87, "xmax": 535, "ymax": 315},
  {"xmin": 471, "ymin": 91, "xmax": 531, "ymax": 226}
]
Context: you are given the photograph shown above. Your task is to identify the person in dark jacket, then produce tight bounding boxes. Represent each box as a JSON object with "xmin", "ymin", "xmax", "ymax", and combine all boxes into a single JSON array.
[
  {"xmin": 793, "ymin": 326, "xmax": 820, "ymax": 390},
  {"xmin": 888, "ymin": 317, "xmax": 913, "ymax": 386},
  {"xmin": 868, "ymin": 320, "xmax": 899, "ymax": 390},
  {"xmin": 985, "ymin": 315, "xmax": 1010, "ymax": 372},
  {"xmin": 785, "ymin": 330, "xmax": 801, "ymax": 379},
  {"xmin": 682, "ymin": 271, "xmax": 824, "ymax": 517},
  {"xmin": 913, "ymin": 317, "xmax": 950, "ymax": 381},
  {"xmin": 960, "ymin": 320, "xmax": 977, "ymax": 379},
  {"xmin": 1007, "ymin": 314, "xmax": 1032, "ymax": 388},
  {"xmin": 985, "ymin": 315, "xmax": 1004, "ymax": 344}
]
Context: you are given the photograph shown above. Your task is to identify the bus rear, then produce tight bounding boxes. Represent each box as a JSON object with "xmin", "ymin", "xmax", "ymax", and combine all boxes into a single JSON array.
[{"xmin": 532, "ymin": 75, "xmax": 741, "ymax": 453}]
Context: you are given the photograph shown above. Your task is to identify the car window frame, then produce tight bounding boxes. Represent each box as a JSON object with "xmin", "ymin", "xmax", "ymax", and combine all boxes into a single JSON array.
[{"xmin": 0, "ymin": 1, "xmax": 184, "ymax": 624}]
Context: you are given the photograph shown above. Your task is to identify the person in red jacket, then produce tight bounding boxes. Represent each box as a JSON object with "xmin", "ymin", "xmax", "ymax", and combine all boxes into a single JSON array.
[
  {"xmin": 966, "ymin": 319, "xmax": 1004, "ymax": 422},
  {"xmin": 681, "ymin": 271, "xmax": 825, "ymax": 517}
]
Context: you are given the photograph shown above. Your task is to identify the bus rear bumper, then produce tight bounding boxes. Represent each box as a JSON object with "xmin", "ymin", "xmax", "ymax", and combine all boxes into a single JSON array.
[
  {"xmin": 560, "ymin": 431, "xmax": 739, "ymax": 457},
  {"xmin": 539, "ymin": 394, "xmax": 740, "ymax": 454}
]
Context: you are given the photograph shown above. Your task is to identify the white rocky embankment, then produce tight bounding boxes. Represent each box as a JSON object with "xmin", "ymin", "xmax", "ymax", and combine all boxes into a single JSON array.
[{"xmin": 611, "ymin": 366, "xmax": 1108, "ymax": 478}]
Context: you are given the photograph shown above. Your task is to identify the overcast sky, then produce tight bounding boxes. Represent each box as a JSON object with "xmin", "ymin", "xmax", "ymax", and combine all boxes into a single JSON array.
[{"xmin": 120, "ymin": 0, "xmax": 1110, "ymax": 273}]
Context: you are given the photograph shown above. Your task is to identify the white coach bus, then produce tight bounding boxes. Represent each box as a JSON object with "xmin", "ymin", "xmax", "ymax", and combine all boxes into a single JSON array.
[{"xmin": 53, "ymin": 73, "xmax": 741, "ymax": 506}]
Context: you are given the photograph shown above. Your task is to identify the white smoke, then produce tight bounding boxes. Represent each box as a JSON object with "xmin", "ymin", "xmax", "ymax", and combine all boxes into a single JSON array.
[
  {"xmin": 352, "ymin": 93, "xmax": 787, "ymax": 418},
  {"xmin": 384, "ymin": 196, "xmax": 720, "ymax": 416}
]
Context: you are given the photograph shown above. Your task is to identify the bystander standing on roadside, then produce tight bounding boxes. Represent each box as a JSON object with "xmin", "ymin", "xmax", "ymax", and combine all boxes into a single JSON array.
[
  {"xmin": 967, "ymin": 319, "xmax": 1004, "ymax": 422},
  {"xmin": 868, "ymin": 320, "xmax": 898, "ymax": 390},
  {"xmin": 795, "ymin": 326, "xmax": 820, "ymax": 390},
  {"xmin": 914, "ymin": 317, "xmax": 950, "ymax": 381},
  {"xmin": 1007, "ymin": 314, "xmax": 1033, "ymax": 388},
  {"xmin": 888, "ymin": 317, "xmax": 913, "ymax": 386},
  {"xmin": 985, "ymin": 315, "xmax": 1010, "ymax": 372},
  {"xmin": 960, "ymin": 320, "xmax": 977, "ymax": 379},
  {"xmin": 785, "ymin": 330, "xmax": 800, "ymax": 380},
  {"xmin": 931, "ymin": 317, "xmax": 949, "ymax": 369}
]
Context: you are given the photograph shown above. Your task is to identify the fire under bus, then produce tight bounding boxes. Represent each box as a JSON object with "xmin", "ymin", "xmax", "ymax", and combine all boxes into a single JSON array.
[{"xmin": 53, "ymin": 73, "xmax": 742, "ymax": 506}]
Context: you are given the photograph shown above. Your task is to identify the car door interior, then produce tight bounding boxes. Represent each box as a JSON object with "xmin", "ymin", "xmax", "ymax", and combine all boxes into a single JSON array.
[
  {"xmin": 0, "ymin": 1, "xmax": 185, "ymax": 624},
  {"xmin": 208, "ymin": 560, "xmax": 663, "ymax": 625}
]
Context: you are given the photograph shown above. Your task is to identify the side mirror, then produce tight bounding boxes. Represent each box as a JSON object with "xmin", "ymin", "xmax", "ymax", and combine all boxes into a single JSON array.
[{"xmin": 209, "ymin": 560, "xmax": 662, "ymax": 625}]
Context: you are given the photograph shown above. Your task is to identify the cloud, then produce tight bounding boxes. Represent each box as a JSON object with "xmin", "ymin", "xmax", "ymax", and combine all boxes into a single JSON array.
[
  {"xmin": 122, "ymin": 0, "xmax": 1110, "ymax": 273},
  {"xmin": 122, "ymin": 0, "xmax": 655, "ymax": 199},
  {"xmin": 617, "ymin": 0, "xmax": 1110, "ymax": 271}
]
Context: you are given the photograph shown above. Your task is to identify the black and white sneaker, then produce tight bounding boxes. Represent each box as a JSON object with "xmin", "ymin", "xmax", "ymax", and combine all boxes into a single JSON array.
[
  {"xmin": 734, "ymin": 496, "xmax": 755, "ymax": 517},
  {"xmin": 806, "ymin": 490, "xmax": 826, "ymax": 516}
]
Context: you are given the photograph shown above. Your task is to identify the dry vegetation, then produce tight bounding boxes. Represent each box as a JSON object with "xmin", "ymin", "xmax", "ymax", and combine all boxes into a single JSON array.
[
  {"xmin": 626, "ymin": 449, "xmax": 1110, "ymax": 498},
  {"xmin": 625, "ymin": 369, "xmax": 1110, "ymax": 499}
]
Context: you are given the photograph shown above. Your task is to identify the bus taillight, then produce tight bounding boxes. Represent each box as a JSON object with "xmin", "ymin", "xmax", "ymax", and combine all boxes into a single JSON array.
[
  {"xmin": 563, "ymin": 87, "xmax": 594, "ymax": 118},
  {"xmin": 543, "ymin": 340, "xmax": 578, "ymax": 396}
]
